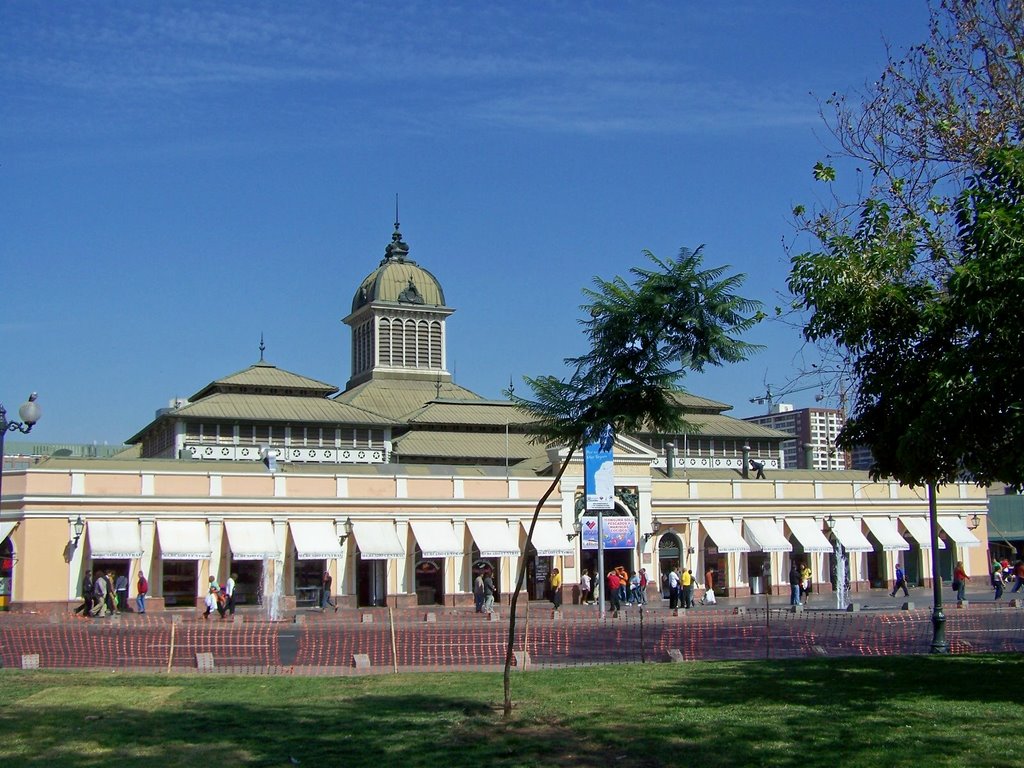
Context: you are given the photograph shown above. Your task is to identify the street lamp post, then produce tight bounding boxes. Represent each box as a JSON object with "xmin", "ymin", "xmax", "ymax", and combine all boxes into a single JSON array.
[{"xmin": 0, "ymin": 393, "xmax": 41, "ymax": 504}]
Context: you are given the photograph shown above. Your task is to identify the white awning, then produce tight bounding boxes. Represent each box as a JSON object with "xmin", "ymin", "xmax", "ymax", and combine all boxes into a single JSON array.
[
  {"xmin": 785, "ymin": 517, "xmax": 834, "ymax": 553},
  {"xmin": 938, "ymin": 515, "xmax": 982, "ymax": 548},
  {"xmin": 290, "ymin": 520, "xmax": 346, "ymax": 560},
  {"xmin": 351, "ymin": 521, "xmax": 405, "ymax": 560},
  {"xmin": 524, "ymin": 520, "xmax": 573, "ymax": 556},
  {"xmin": 863, "ymin": 517, "xmax": 910, "ymax": 551},
  {"xmin": 87, "ymin": 520, "xmax": 143, "ymax": 559},
  {"xmin": 701, "ymin": 519, "xmax": 751, "ymax": 554},
  {"xmin": 467, "ymin": 520, "xmax": 520, "ymax": 558},
  {"xmin": 410, "ymin": 520, "xmax": 463, "ymax": 558},
  {"xmin": 224, "ymin": 520, "xmax": 280, "ymax": 560},
  {"xmin": 899, "ymin": 516, "xmax": 946, "ymax": 549},
  {"xmin": 156, "ymin": 520, "xmax": 211, "ymax": 560},
  {"xmin": 743, "ymin": 519, "xmax": 793, "ymax": 553},
  {"xmin": 829, "ymin": 518, "xmax": 874, "ymax": 553},
  {"xmin": 0, "ymin": 520, "xmax": 17, "ymax": 543}
]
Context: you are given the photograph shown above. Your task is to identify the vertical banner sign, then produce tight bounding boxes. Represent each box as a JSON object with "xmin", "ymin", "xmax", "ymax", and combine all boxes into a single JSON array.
[{"xmin": 584, "ymin": 425, "xmax": 615, "ymax": 511}]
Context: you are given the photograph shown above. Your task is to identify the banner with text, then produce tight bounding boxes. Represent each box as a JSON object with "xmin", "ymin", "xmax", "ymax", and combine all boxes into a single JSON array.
[
  {"xmin": 584, "ymin": 426, "xmax": 615, "ymax": 511},
  {"xmin": 580, "ymin": 515, "xmax": 637, "ymax": 550}
]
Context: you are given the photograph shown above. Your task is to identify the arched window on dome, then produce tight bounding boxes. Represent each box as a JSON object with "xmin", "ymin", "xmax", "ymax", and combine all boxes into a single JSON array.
[
  {"xmin": 417, "ymin": 320, "xmax": 430, "ymax": 367},
  {"xmin": 430, "ymin": 320, "xmax": 442, "ymax": 369},
  {"xmin": 404, "ymin": 319, "xmax": 417, "ymax": 367},
  {"xmin": 378, "ymin": 318, "xmax": 391, "ymax": 367},
  {"xmin": 392, "ymin": 319, "xmax": 405, "ymax": 367}
]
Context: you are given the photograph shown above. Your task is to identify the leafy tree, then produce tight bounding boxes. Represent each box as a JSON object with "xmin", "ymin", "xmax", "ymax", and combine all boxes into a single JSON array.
[
  {"xmin": 803, "ymin": 0, "xmax": 1023, "ymax": 264},
  {"xmin": 502, "ymin": 246, "xmax": 762, "ymax": 716},
  {"xmin": 789, "ymin": 1, "xmax": 1024, "ymax": 653}
]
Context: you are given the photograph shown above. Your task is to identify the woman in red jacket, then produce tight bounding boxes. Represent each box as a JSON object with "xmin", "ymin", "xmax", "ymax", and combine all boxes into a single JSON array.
[{"xmin": 953, "ymin": 561, "xmax": 970, "ymax": 602}]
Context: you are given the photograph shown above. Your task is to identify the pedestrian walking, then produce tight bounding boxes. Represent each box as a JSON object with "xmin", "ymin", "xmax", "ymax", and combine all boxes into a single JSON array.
[
  {"xmin": 90, "ymin": 570, "xmax": 108, "ymax": 617},
  {"xmin": 993, "ymin": 563, "xmax": 1004, "ymax": 600},
  {"xmin": 204, "ymin": 585, "xmax": 226, "ymax": 619},
  {"xmin": 789, "ymin": 562, "xmax": 802, "ymax": 606},
  {"xmin": 320, "ymin": 570, "xmax": 338, "ymax": 612},
  {"xmin": 681, "ymin": 568, "xmax": 695, "ymax": 609},
  {"xmin": 890, "ymin": 563, "xmax": 910, "ymax": 597},
  {"xmin": 579, "ymin": 570, "xmax": 592, "ymax": 604},
  {"xmin": 607, "ymin": 568, "xmax": 622, "ymax": 613},
  {"xmin": 1011, "ymin": 561, "xmax": 1024, "ymax": 593},
  {"xmin": 482, "ymin": 570, "xmax": 496, "ymax": 614},
  {"xmin": 226, "ymin": 573, "xmax": 236, "ymax": 615},
  {"xmin": 74, "ymin": 571, "xmax": 94, "ymax": 617},
  {"xmin": 952, "ymin": 561, "xmax": 969, "ymax": 602},
  {"xmin": 114, "ymin": 572, "xmax": 128, "ymax": 612},
  {"xmin": 668, "ymin": 567, "xmax": 680, "ymax": 610},
  {"xmin": 473, "ymin": 571, "xmax": 485, "ymax": 613},
  {"xmin": 550, "ymin": 567, "xmax": 562, "ymax": 610},
  {"xmin": 136, "ymin": 571, "xmax": 148, "ymax": 614}
]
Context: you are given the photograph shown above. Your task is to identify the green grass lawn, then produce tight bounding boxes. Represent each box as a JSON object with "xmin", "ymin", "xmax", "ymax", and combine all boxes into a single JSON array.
[{"xmin": 2, "ymin": 655, "xmax": 1019, "ymax": 767}]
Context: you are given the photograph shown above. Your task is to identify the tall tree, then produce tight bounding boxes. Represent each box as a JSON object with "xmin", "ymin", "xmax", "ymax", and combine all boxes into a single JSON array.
[
  {"xmin": 789, "ymin": 1, "xmax": 1024, "ymax": 652},
  {"xmin": 502, "ymin": 246, "xmax": 762, "ymax": 717}
]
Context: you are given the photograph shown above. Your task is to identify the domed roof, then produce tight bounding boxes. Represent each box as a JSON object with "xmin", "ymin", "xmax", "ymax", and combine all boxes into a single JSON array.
[{"xmin": 351, "ymin": 224, "xmax": 446, "ymax": 312}]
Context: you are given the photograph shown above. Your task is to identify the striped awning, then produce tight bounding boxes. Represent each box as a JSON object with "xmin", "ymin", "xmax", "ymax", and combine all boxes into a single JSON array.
[
  {"xmin": 785, "ymin": 517, "xmax": 834, "ymax": 553},
  {"xmin": 290, "ymin": 520, "xmax": 346, "ymax": 560},
  {"xmin": 863, "ymin": 517, "xmax": 910, "ymax": 551},
  {"xmin": 351, "ymin": 521, "xmax": 405, "ymax": 560},
  {"xmin": 899, "ymin": 516, "xmax": 946, "ymax": 549},
  {"xmin": 156, "ymin": 520, "xmax": 211, "ymax": 560},
  {"xmin": 937, "ymin": 515, "xmax": 982, "ymax": 548},
  {"xmin": 0, "ymin": 520, "xmax": 16, "ymax": 544},
  {"xmin": 467, "ymin": 520, "xmax": 520, "ymax": 558},
  {"xmin": 743, "ymin": 519, "xmax": 793, "ymax": 553},
  {"xmin": 87, "ymin": 520, "xmax": 143, "ymax": 559},
  {"xmin": 828, "ymin": 518, "xmax": 873, "ymax": 553},
  {"xmin": 701, "ymin": 519, "xmax": 751, "ymax": 554},
  {"xmin": 524, "ymin": 520, "xmax": 573, "ymax": 556},
  {"xmin": 224, "ymin": 520, "xmax": 280, "ymax": 560},
  {"xmin": 410, "ymin": 521, "xmax": 463, "ymax": 559}
]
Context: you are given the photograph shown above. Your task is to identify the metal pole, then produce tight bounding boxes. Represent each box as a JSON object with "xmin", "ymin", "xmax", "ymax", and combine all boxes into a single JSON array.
[
  {"xmin": 598, "ymin": 505, "xmax": 606, "ymax": 620},
  {"xmin": 927, "ymin": 481, "xmax": 948, "ymax": 653}
]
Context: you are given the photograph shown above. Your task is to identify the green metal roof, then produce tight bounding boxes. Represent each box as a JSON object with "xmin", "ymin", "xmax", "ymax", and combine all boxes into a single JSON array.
[
  {"xmin": 335, "ymin": 378, "xmax": 483, "ymax": 421},
  {"xmin": 172, "ymin": 393, "xmax": 395, "ymax": 425},
  {"xmin": 405, "ymin": 400, "xmax": 537, "ymax": 427},
  {"xmin": 391, "ymin": 430, "xmax": 547, "ymax": 462},
  {"xmin": 190, "ymin": 361, "xmax": 339, "ymax": 401},
  {"xmin": 668, "ymin": 391, "xmax": 734, "ymax": 414},
  {"xmin": 675, "ymin": 412, "xmax": 791, "ymax": 439}
]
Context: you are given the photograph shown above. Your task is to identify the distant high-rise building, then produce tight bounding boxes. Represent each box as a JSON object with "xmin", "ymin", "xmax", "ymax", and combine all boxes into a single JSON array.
[{"xmin": 743, "ymin": 404, "xmax": 847, "ymax": 470}]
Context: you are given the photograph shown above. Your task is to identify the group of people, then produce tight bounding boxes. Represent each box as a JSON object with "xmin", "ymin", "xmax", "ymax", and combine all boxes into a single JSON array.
[
  {"xmin": 75, "ymin": 570, "xmax": 148, "ymax": 617},
  {"xmin": 788, "ymin": 562, "xmax": 813, "ymax": 605},
  {"xmin": 667, "ymin": 566, "xmax": 712, "ymax": 609},
  {"xmin": 988, "ymin": 557, "xmax": 1024, "ymax": 600},
  {"xmin": 203, "ymin": 573, "xmax": 237, "ymax": 619},
  {"xmin": 603, "ymin": 566, "xmax": 651, "ymax": 611},
  {"xmin": 472, "ymin": 568, "xmax": 497, "ymax": 614}
]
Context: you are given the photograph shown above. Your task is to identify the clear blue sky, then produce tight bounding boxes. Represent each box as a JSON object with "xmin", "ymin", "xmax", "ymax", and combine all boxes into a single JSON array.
[{"xmin": 1, "ymin": 1, "xmax": 931, "ymax": 445}]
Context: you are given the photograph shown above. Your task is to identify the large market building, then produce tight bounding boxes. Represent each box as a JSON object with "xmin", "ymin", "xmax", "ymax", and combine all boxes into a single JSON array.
[{"xmin": 0, "ymin": 223, "xmax": 989, "ymax": 612}]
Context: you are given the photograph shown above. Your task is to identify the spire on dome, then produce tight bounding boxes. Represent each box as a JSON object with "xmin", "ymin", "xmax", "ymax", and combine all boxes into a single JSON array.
[{"xmin": 382, "ymin": 193, "xmax": 410, "ymax": 263}]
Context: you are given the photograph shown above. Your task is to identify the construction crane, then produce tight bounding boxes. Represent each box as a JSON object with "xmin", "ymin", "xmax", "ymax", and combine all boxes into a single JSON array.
[{"xmin": 749, "ymin": 381, "xmax": 824, "ymax": 407}]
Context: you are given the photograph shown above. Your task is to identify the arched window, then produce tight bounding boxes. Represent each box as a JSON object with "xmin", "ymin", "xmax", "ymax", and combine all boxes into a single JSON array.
[
  {"xmin": 417, "ymin": 320, "xmax": 430, "ymax": 367},
  {"xmin": 378, "ymin": 319, "xmax": 391, "ymax": 366},
  {"xmin": 430, "ymin": 320, "xmax": 442, "ymax": 368},
  {"xmin": 403, "ymin": 319, "xmax": 417, "ymax": 366}
]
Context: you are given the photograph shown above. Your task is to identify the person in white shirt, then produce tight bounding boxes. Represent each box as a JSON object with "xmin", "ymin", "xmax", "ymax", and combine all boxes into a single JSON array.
[{"xmin": 226, "ymin": 573, "xmax": 237, "ymax": 616}]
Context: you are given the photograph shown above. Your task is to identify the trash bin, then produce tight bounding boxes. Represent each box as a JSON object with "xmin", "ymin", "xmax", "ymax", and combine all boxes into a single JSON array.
[{"xmin": 749, "ymin": 575, "xmax": 763, "ymax": 595}]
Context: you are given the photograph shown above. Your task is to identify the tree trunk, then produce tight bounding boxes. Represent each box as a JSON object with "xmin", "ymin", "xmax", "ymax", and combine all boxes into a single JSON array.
[{"xmin": 502, "ymin": 446, "xmax": 576, "ymax": 718}]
